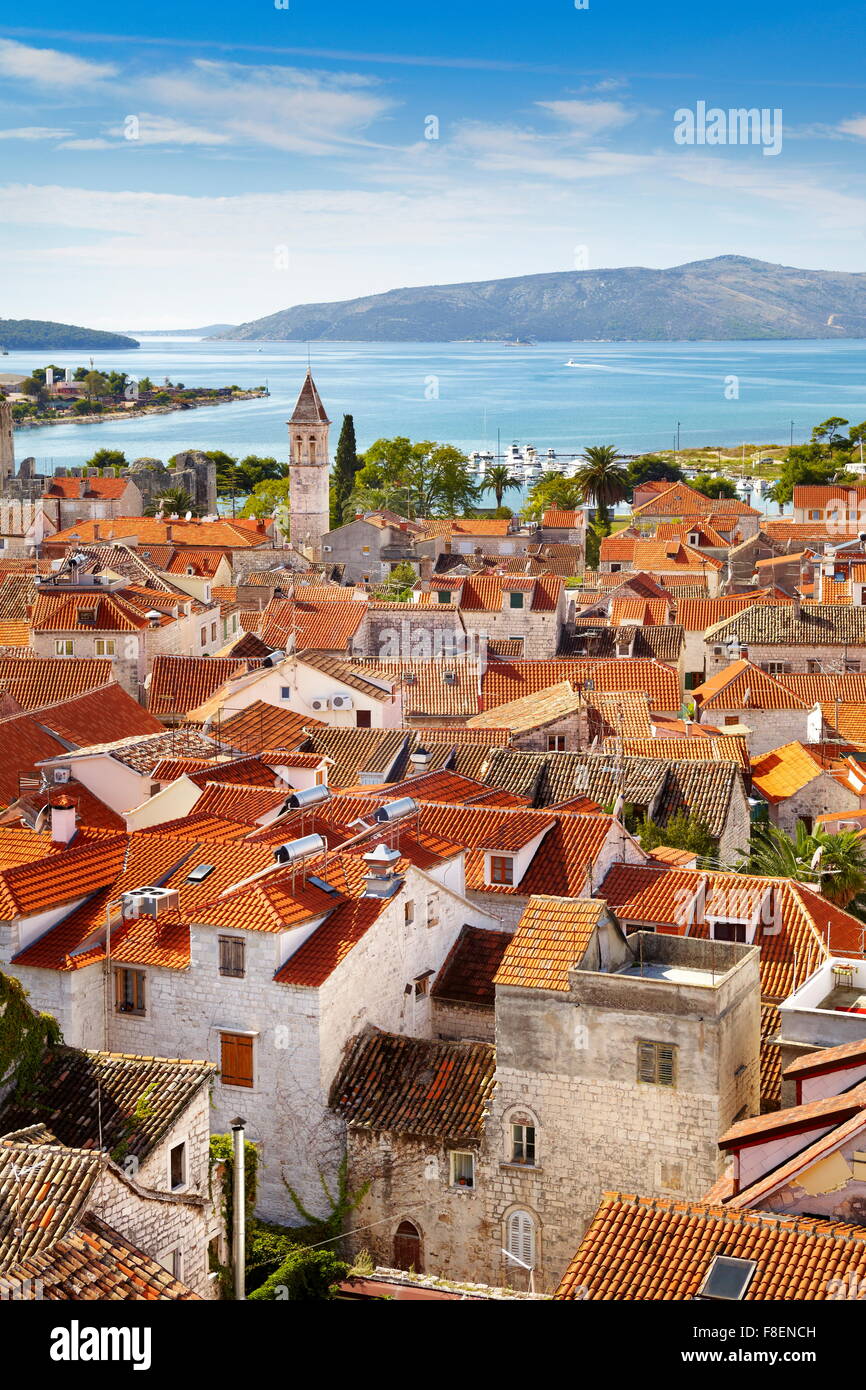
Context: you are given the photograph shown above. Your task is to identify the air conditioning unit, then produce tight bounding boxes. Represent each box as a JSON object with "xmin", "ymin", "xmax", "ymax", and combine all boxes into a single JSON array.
[
  {"xmin": 121, "ymin": 886, "xmax": 180, "ymax": 920},
  {"xmin": 53, "ymin": 767, "xmax": 70, "ymax": 784},
  {"xmin": 331, "ymin": 693, "xmax": 354, "ymax": 710},
  {"xmin": 309, "ymin": 694, "xmax": 332, "ymax": 711},
  {"xmin": 713, "ymin": 645, "xmax": 725, "ymax": 656}
]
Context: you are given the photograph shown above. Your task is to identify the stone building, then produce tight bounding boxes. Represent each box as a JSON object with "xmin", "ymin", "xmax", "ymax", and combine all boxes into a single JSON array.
[
  {"xmin": 335, "ymin": 907, "xmax": 762, "ymax": 1292},
  {"xmin": 288, "ymin": 370, "xmax": 330, "ymax": 560}
]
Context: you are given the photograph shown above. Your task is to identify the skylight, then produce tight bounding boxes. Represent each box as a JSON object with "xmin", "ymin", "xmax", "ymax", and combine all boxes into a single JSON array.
[
  {"xmin": 186, "ymin": 863, "xmax": 215, "ymax": 884},
  {"xmin": 696, "ymin": 1255, "xmax": 757, "ymax": 1301}
]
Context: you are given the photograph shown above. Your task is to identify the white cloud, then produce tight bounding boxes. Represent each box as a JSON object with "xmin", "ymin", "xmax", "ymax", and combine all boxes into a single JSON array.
[
  {"xmin": 138, "ymin": 59, "xmax": 395, "ymax": 154},
  {"xmin": 0, "ymin": 126, "xmax": 72, "ymax": 141},
  {"xmin": 537, "ymin": 99, "xmax": 637, "ymax": 136},
  {"xmin": 838, "ymin": 115, "xmax": 866, "ymax": 139},
  {"xmin": 105, "ymin": 115, "xmax": 233, "ymax": 147},
  {"xmin": 0, "ymin": 38, "xmax": 116, "ymax": 87}
]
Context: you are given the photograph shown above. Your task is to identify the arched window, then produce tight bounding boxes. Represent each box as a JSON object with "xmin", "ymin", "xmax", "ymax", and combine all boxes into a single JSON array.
[
  {"xmin": 295, "ymin": 435, "xmax": 303, "ymax": 463},
  {"xmin": 393, "ymin": 1220, "xmax": 423, "ymax": 1273},
  {"xmin": 308, "ymin": 435, "xmax": 317, "ymax": 463},
  {"xmin": 506, "ymin": 1210, "xmax": 535, "ymax": 1270}
]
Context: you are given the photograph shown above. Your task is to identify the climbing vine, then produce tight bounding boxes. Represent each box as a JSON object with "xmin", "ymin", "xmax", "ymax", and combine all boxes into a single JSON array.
[
  {"xmin": 0, "ymin": 973, "xmax": 62, "ymax": 1096},
  {"xmin": 209, "ymin": 1133, "xmax": 259, "ymax": 1298}
]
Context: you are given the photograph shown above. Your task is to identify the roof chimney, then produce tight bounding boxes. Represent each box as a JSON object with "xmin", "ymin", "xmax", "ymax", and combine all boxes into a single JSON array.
[
  {"xmin": 93, "ymin": 521, "xmax": 101, "ymax": 542},
  {"xmin": 51, "ymin": 794, "xmax": 77, "ymax": 846}
]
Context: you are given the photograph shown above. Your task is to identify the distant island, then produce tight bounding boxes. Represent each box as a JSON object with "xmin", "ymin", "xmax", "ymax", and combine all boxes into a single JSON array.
[
  {"xmin": 0, "ymin": 318, "xmax": 139, "ymax": 351},
  {"xmin": 6, "ymin": 363, "xmax": 267, "ymax": 431},
  {"xmin": 124, "ymin": 324, "xmax": 236, "ymax": 338},
  {"xmin": 210, "ymin": 255, "xmax": 866, "ymax": 343}
]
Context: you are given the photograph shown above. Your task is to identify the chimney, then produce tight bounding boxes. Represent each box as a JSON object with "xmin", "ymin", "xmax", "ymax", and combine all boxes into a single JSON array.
[
  {"xmin": 93, "ymin": 521, "xmax": 101, "ymax": 542},
  {"xmin": 166, "ymin": 523, "xmax": 174, "ymax": 543},
  {"xmin": 792, "ymin": 593, "xmax": 802, "ymax": 620},
  {"xmin": 51, "ymin": 794, "xmax": 77, "ymax": 846}
]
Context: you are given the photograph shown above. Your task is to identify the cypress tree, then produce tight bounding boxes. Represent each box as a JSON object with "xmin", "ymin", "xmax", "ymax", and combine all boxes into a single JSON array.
[{"xmin": 331, "ymin": 414, "xmax": 359, "ymax": 527}]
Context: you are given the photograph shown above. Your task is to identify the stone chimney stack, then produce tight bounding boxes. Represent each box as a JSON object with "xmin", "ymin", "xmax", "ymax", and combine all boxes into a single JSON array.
[{"xmin": 51, "ymin": 794, "xmax": 77, "ymax": 846}]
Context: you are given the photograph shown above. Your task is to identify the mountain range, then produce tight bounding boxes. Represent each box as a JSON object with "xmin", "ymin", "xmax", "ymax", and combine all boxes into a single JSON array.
[{"xmin": 210, "ymin": 256, "xmax": 866, "ymax": 343}]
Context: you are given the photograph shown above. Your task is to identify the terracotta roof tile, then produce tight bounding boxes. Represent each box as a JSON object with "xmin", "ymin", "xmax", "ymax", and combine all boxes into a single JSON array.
[
  {"xmin": 482, "ymin": 659, "xmax": 680, "ymax": 713},
  {"xmin": 494, "ymin": 895, "xmax": 606, "ymax": 991},
  {"xmin": 330, "ymin": 1028, "xmax": 495, "ymax": 1140},
  {"xmin": 751, "ymin": 742, "xmax": 825, "ymax": 802},
  {"xmin": 430, "ymin": 925, "xmax": 512, "ymax": 1007},
  {"xmin": 0, "ymin": 656, "xmax": 114, "ymax": 710},
  {"xmin": 554, "ymin": 1193, "xmax": 866, "ymax": 1300}
]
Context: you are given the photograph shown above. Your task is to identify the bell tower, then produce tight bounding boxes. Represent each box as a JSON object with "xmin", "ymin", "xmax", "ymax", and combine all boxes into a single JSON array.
[{"xmin": 287, "ymin": 369, "xmax": 330, "ymax": 559}]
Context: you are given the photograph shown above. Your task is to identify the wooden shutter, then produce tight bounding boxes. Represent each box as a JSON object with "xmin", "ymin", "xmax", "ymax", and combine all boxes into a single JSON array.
[
  {"xmin": 637, "ymin": 1041, "xmax": 657, "ymax": 1083},
  {"xmin": 657, "ymin": 1044, "xmax": 677, "ymax": 1087},
  {"xmin": 508, "ymin": 1211, "xmax": 534, "ymax": 1267},
  {"xmin": 221, "ymin": 1033, "xmax": 254, "ymax": 1088}
]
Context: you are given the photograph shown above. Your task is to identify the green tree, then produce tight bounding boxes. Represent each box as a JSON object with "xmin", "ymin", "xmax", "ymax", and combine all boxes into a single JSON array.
[
  {"xmin": 247, "ymin": 1246, "xmax": 349, "ymax": 1301},
  {"xmin": 637, "ymin": 811, "xmax": 717, "ymax": 863},
  {"xmin": 241, "ymin": 478, "xmax": 291, "ymax": 519},
  {"xmin": 20, "ymin": 376, "xmax": 48, "ymax": 405},
  {"xmin": 138, "ymin": 375, "xmax": 155, "ymax": 394},
  {"xmin": 145, "ymin": 486, "xmax": 197, "ymax": 517},
  {"xmin": 572, "ymin": 444, "xmax": 629, "ymax": 532},
  {"xmin": 331, "ymin": 414, "xmax": 361, "ymax": 528},
  {"xmin": 373, "ymin": 561, "xmax": 417, "ymax": 602},
  {"xmin": 82, "ymin": 370, "xmax": 110, "ymax": 401},
  {"xmin": 237, "ymin": 455, "xmax": 285, "ymax": 492},
  {"xmin": 741, "ymin": 822, "xmax": 866, "ymax": 910},
  {"xmin": 811, "ymin": 416, "xmax": 849, "ymax": 448},
  {"xmin": 626, "ymin": 454, "xmax": 684, "ymax": 489},
  {"xmin": 85, "ymin": 447, "xmax": 127, "ymax": 470},
  {"xmin": 769, "ymin": 442, "xmax": 858, "ymax": 507},
  {"xmin": 105, "ymin": 370, "xmax": 128, "ymax": 398},
  {"xmin": 348, "ymin": 437, "xmax": 479, "ymax": 519},
  {"xmin": 524, "ymin": 472, "xmax": 583, "ymax": 521},
  {"xmin": 482, "ymin": 463, "xmax": 522, "ymax": 509},
  {"xmin": 692, "ymin": 473, "xmax": 737, "ymax": 499},
  {"xmin": 71, "ymin": 398, "xmax": 96, "ymax": 415}
]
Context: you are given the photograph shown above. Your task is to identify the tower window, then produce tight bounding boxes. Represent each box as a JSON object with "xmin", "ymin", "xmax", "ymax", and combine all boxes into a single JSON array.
[{"xmin": 637, "ymin": 1040, "xmax": 677, "ymax": 1087}]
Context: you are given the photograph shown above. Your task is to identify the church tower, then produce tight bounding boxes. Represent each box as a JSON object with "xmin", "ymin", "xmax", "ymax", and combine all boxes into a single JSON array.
[
  {"xmin": 288, "ymin": 369, "xmax": 330, "ymax": 559},
  {"xmin": 0, "ymin": 401, "xmax": 14, "ymax": 489}
]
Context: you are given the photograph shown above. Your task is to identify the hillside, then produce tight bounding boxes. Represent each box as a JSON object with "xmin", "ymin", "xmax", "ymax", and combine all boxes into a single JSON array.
[
  {"xmin": 0, "ymin": 319, "xmax": 139, "ymax": 351},
  {"xmin": 212, "ymin": 256, "xmax": 866, "ymax": 343}
]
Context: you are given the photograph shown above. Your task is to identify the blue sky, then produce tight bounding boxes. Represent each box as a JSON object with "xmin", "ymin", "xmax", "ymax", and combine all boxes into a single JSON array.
[{"xmin": 1, "ymin": 0, "xmax": 865, "ymax": 327}]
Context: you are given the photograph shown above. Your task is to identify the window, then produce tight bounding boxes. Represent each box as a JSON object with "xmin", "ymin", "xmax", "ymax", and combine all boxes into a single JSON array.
[
  {"xmin": 846, "ymin": 660, "xmax": 861, "ymax": 674},
  {"xmin": 697, "ymin": 1255, "xmax": 757, "ymax": 1301},
  {"xmin": 547, "ymin": 735, "xmax": 566, "ymax": 752},
  {"xmin": 761, "ymin": 662, "xmax": 786, "ymax": 676},
  {"xmin": 356, "ymin": 709, "xmax": 371, "ymax": 728},
  {"xmin": 220, "ymin": 1032, "xmax": 254, "ymax": 1088},
  {"xmin": 798, "ymin": 814, "xmax": 814, "ymax": 835},
  {"xmin": 170, "ymin": 1142, "xmax": 186, "ymax": 1190},
  {"xmin": 200, "ymin": 627, "xmax": 207, "ymax": 646},
  {"xmin": 712, "ymin": 921, "xmax": 747, "ymax": 943},
  {"xmin": 280, "ymin": 686, "xmax": 291, "ymax": 700},
  {"xmin": 724, "ymin": 715, "xmax": 740, "ymax": 727},
  {"xmin": 508, "ymin": 590, "xmax": 524, "ymax": 609},
  {"xmin": 171, "ymin": 1250, "xmax": 183, "ymax": 1283},
  {"xmin": 490, "ymin": 855, "xmax": 514, "ymax": 885},
  {"xmin": 426, "ymin": 895, "xmax": 439, "ymax": 928},
  {"xmin": 506, "ymin": 1210, "xmax": 535, "ymax": 1268},
  {"xmin": 807, "ymin": 659, "xmax": 821, "ymax": 673},
  {"xmin": 637, "ymin": 1040, "xmax": 677, "ymax": 1087},
  {"xmin": 219, "ymin": 936, "xmax": 245, "ymax": 978},
  {"xmin": 211, "ymin": 621, "xmax": 217, "ymax": 641},
  {"xmin": 809, "ymin": 509, "xmax": 821, "ymax": 521},
  {"xmin": 115, "ymin": 967, "xmax": 145, "ymax": 1016},
  {"xmin": 393, "ymin": 1221, "xmax": 423, "ymax": 1273},
  {"xmin": 413, "ymin": 972, "xmax": 432, "ymax": 997},
  {"xmin": 511, "ymin": 1122, "xmax": 536, "ymax": 1165},
  {"xmin": 404, "ymin": 900, "xmax": 415, "ymax": 925},
  {"xmin": 436, "ymin": 591, "xmax": 451, "ymax": 604},
  {"xmin": 361, "ymin": 545, "xmax": 370, "ymax": 554},
  {"xmin": 315, "ymin": 769, "xmax": 325, "ymax": 786},
  {"xmin": 449, "ymin": 1150, "xmax": 475, "ymax": 1188},
  {"xmin": 54, "ymin": 639, "xmax": 74, "ymax": 657},
  {"xmin": 94, "ymin": 638, "xmax": 115, "ymax": 656}
]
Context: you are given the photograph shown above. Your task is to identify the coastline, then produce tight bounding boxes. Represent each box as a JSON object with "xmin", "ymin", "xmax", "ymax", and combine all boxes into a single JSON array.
[{"xmin": 12, "ymin": 387, "xmax": 268, "ymax": 431}]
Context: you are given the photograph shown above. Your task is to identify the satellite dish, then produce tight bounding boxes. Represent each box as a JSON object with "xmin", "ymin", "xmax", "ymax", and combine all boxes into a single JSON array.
[
  {"xmin": 809, "ymin": 847, "xmax": 823, "ymax": 872},
  {"xmin": 185, "ymin": 511, "xmax": 192, "ymax": 521}
]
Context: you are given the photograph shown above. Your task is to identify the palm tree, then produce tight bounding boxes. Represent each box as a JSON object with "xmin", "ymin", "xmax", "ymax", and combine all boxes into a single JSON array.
[
  {"xmin": 145, "ymin": 486, "xmax": 197, "ymax": 518},
  {"xmin": 483, "ymin": 464, "xmax": 522, "ymax": 509},
  {"xmin": 739, "ymin": 822, "xmax": 866, "ymax": 909},
  {"xmin": 572, "ymin": 444, "xmax": 629, "ymax": 531}
]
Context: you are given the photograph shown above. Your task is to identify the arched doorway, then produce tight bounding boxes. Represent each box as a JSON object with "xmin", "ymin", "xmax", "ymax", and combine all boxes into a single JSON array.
[{"xmin": 393, "ymin": 1220, "xmax": 423, "ymax": 1273}]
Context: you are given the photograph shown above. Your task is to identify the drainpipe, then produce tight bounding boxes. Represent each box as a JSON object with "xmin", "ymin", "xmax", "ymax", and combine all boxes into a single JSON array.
[{"xmin": 231, "ymin": 1117, "xmax": 246, "ymax": 1301}]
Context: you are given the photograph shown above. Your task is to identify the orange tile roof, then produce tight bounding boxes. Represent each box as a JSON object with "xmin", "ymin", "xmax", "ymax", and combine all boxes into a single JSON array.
[
  {"xmin": 2, "ymin": 835, "xmax": 127, "ymax": 924},
  {"xmin": 632, "ymin": 482, "xmax": 759, "ymax": 518},
  {"xmin": 30, "ymin": 682, "xmax": 164, "ymax": 746},
  {"xmin": 541, "ymin": 509, "xmax": 583, "ymax": 528},
  {"xmin": 609, "ymin": 735, "xmax": 750, "ymax": 770},
  {"xmin": 419, "ymin": 517, "xmax": 513, "ymax": 539},
  {"xmin": 554, "ymin": 1193, "xmax": 866, "ymax": 1300},
  {"xmin": 750, "ymin": 741, "xmax": 825, "ymax": 802},
  {"xmin": 780, "ymin": 672, "xmax": 866, "ymax": 703},
  {"xmin": 0, "ymin": 656, "xmax": 114, "ymax": 709},
  {"xmin": 418, "ymin": 573, "xmax": 561, "ymax": 612},
  {"xmin": 46, "ymin": 516, "xmax": 270, "ymax": 550},
  {"xmin": 430, "ymin": 925, "xmax": 512, "ymax": 1006},
  {"xmin": 493, "ymin": 895, "xmax": 606, "ymax": 991},
  {"xmin": 820, "ymin": 703, "xmax": 866, "ymax": 745},
  {"xmin": 794, "ymin": 484, "xmax": 866, "ymax": 509},
  {"xmin": 42, "ymin": 476, "xmax": 130, "ymax": 500},
  {"xmin": 147, "ymin": 655, "xmax": 257, "ymax": 718},
  {"xmin": 630, "ymin": 538, "xmax": 724, "ymax": 572},
  {"xmin": 608, "ymin": 597, "xmax": 670, "ymax": 626},
  {"xmin": 258, "ymin": 595, "xmax": 368, "ymax": 651},
  {"xmin": 211, "ymin": 701, "xmax": 319, "ymax": 753},
  {"xmin": 693, "ymin": 659, "xmax": 810, "ymax": 711},
  {"xmin": 0, "ymin": 621, "xmax": 30, "ymax": 648},
  {"xmin": 677, "ymin": 592, "xmax": 791, "ymax": 631},
  {"xmin": 481, "ymin": 659, "xmax": 680, "ymax": 712}
]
